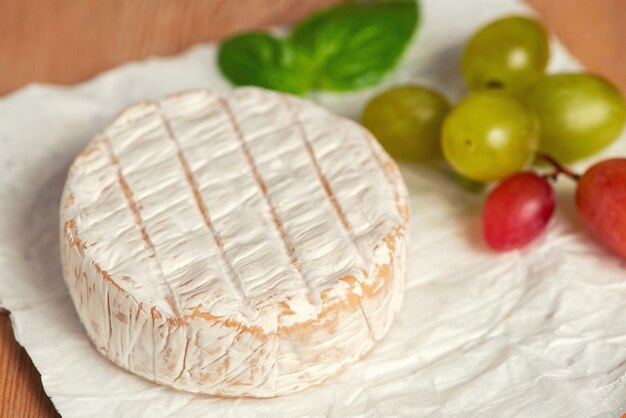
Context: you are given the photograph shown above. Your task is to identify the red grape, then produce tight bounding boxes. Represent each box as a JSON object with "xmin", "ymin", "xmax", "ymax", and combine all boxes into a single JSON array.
[
  {"xmin": 483, "ymin": 171, "xmax": 555, "ymax": 251},
  {"xmin": 576, "ymin": 158, "xmax": 626, "ymax": 259}
]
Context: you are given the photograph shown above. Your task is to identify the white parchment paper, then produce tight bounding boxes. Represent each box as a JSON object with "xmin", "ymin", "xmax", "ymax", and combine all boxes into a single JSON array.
[{"xmin": 1, "ymin": 0, "xmax": 626, "ymax": 416}]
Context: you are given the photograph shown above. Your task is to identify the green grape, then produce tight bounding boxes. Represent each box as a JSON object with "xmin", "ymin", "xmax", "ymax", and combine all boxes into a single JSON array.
[
  {"xmin": 441, "ymin": 91, "xmax": 539, "ymax": 182},
  {"xmin": 525, "ymin": 73, "xmax": 626, "ymax": 163},
  {"xmin": 462, "ymin": 16, "xmax": 549, "ymax": 93},
  {"xmin": 361, "ymin": 86, "xmax": 451, "ymax": 161}
]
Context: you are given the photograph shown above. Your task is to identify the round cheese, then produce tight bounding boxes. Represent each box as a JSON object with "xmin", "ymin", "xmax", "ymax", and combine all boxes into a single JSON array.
[{"xmin": 60, "ymin": 87, "xmax": 409, "ymax": 397}]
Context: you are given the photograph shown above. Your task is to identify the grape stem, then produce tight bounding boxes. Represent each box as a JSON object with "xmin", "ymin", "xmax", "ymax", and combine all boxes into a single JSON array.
[{"xmin": 537, "ymin": 153, "xmax": 580, "ymax": 181}]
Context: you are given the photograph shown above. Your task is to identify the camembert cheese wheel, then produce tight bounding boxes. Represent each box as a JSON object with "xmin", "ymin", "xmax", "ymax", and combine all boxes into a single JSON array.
[{"xmin": 60, "ymin": 87, "xmax": 409, "ymax": 397}]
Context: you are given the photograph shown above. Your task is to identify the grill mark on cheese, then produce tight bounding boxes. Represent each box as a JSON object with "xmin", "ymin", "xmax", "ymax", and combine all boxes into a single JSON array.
[
  {"xmin": 162, "ymin": 90, "xmax": 335, "ymax": 312},
  {"xmin": 362, "ymin": 130, "xmax": 408, "ymax": 223},
  {"xmin": 107, "ymin": 150, "xmax": 151, "ymax": 248},
  {"xmin": 102, "ymin": 134, "xmax": 182, "ymax": 318},
  {"xmin": 158, "ymin": 107, "xmax": 254, "ymax": 317},
  {"xmin": 220, "ymin": 97, "xmax": 321, "ymax": 308},
  {"xmin": 284, "ymin": 97, "xmax": 369, "ymax": 273}
]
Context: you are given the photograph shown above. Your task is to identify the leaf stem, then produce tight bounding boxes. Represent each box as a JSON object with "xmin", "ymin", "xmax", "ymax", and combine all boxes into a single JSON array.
[{"xmin": 537, "ymin": 153, "xmax": 580, "ymax": 181}]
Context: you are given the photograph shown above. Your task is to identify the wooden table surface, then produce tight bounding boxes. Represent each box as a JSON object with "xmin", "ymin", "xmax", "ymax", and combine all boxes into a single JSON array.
[{"xmin": 1, "ymin": 0, "xmax": 625, "ymax": 416}]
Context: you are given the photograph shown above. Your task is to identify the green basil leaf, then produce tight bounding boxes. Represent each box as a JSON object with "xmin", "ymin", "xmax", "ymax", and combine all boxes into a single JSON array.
[
  {"xmin": 290, "ymin": 1, "xmax": 419, "ymax": 91},
  {"xmin": 218, "ymin": 32, "xmax": 312, "ymax": 95},
  {"xmin": 217, "ymin": 1, "xmax": 419, "ymax": 94}
]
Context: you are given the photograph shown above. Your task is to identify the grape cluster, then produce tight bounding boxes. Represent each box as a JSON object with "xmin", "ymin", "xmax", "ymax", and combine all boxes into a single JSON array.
[{"xmin": 361, "ymin": 16, "xmax": 626, "ymax": 257}]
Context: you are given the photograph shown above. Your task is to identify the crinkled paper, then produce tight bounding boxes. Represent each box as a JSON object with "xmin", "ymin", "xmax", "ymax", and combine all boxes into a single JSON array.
[{"xmin": 1, "ymin": 0, "xmax": 625, "ymax": 416}]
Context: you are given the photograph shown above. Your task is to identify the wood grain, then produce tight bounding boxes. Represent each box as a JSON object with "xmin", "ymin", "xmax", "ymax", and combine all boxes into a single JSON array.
[
  {"xmin": 0, "ymin": 312, "xmax": 60, "ymax": 418},
  {"xmin": 1, "ymin": 1, "xmax": 625, "ymax": 417},
  {"xmin": 526, "ymin": 0, "xmax": 626, "ymax": 94},
  {"xmin": 0, "ymin": 0, "xmax": 343, "ymax": 95}
]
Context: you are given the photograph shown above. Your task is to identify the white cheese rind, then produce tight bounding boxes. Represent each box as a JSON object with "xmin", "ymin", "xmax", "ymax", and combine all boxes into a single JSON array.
[{"xmin": 60, "ymin": 87, "xmax": 409, "ymax": 397}]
